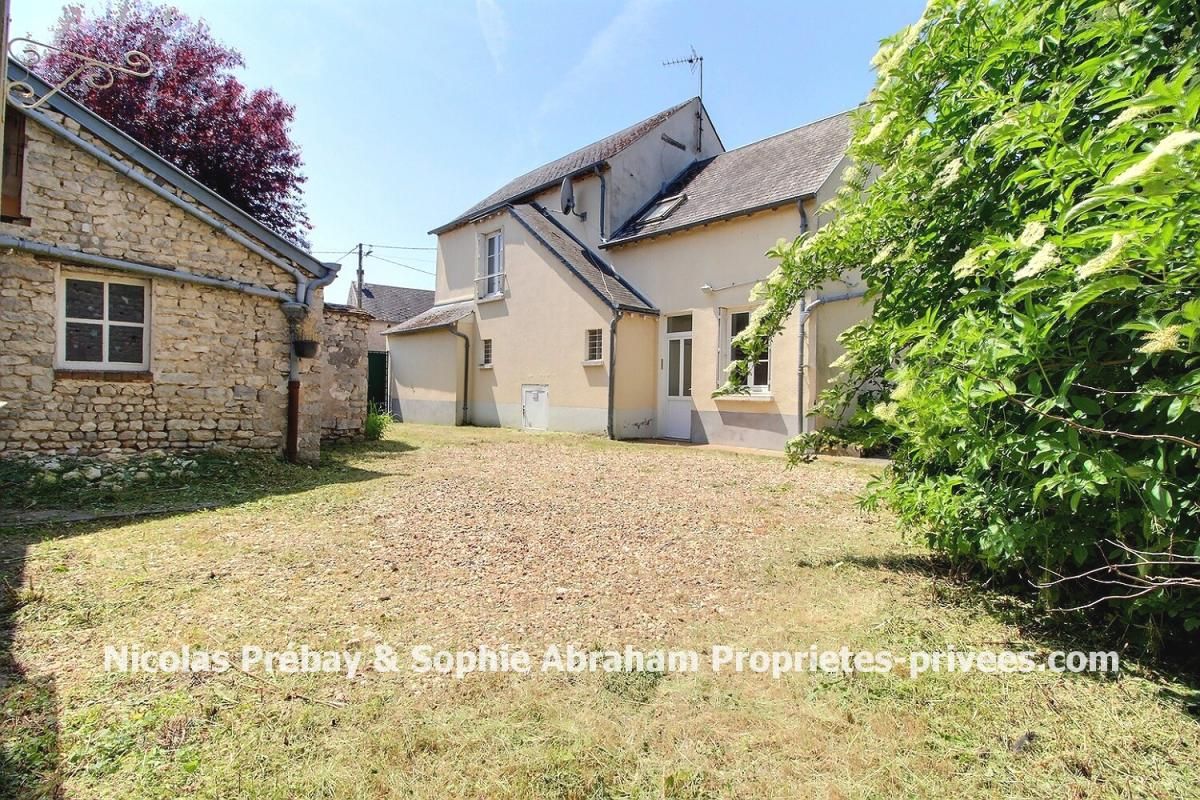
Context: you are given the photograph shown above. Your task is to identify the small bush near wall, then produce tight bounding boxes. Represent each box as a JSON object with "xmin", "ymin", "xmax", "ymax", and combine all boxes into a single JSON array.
[{"xmin": 364, "ymin": 404, "xmax": 392, "ymax": 441}]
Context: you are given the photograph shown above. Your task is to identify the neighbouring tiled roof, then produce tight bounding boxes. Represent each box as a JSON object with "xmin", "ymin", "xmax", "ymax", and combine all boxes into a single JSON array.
[
  {"xmin": 381, "ymin": 300, "xmax": 474, "ymax": 335},
  {"xmin": 605, "ymin": 109, "xmax": 856, "ymax": 247},
  {"xmin": 508, "ymin": 203, "xmax": 656, "ymax": 314},
  {"xmin": 347, "ymin": 282, "xmax": 435, "ymax": 323},
  {"xmin": 431, "ymin": 99, "xmax": 697, "ymax": 235}
]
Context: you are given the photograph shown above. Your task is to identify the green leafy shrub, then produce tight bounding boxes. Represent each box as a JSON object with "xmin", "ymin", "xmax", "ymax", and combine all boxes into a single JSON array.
[
  {"xmin": 364, "ymin": 404, "xmax": 392, "ymax": 441},
  {"xmin": 736, "ymin": 0, "xmax": 1200, "ymax": 646}
]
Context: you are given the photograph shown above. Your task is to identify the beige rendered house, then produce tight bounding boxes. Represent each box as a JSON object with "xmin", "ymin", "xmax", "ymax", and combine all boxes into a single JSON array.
[
  {"xmin": 347, "ymin": 281, "xmax": 434, "ymax": 409},
  {"xmin": 386, "ymin": 98, "xmax": 867, "ymax": 449}
]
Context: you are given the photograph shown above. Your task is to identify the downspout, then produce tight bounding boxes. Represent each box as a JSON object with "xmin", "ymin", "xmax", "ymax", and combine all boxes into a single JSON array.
[
  {"xmin": 21, "ymin": 106, "xmax": 316, "ymax": 298},
  {"xmin": 606, "ymin": 309, "xmax": 622, "ymax": 439},
  {"xmin": 796, "ymin": 290, "xmax": 867, "ymax": 434},
  {"xmin": 796, "ymin": 203, "xmax": 811, "ymax": 436},
  {"xmin": 449, "ymin": 324, "xmax": 470, "ymax": 425},
  {"xmin": 285, "ymin": 264, "xmax": 341, "ymax": 463},
  {"xmin": 594, "ymin": 165, "xmax": 608, "ymax": 240}
]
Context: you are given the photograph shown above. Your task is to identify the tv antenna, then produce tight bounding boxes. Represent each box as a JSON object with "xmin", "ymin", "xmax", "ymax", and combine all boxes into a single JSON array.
[{"xmin": 663, "ymin": 46, "xmax": 703, "ymax": 100}]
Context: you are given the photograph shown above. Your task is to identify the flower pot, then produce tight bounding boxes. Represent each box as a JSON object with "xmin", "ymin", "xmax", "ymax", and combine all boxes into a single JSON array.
[{"xmin": 293, "ymin": 339, "xmax": 319, "ymax": 359}]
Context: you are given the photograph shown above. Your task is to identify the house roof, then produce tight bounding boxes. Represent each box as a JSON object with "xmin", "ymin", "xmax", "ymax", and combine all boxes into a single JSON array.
[
  {"xmin": 381, "ymin": 300, "xmax": 474, "ymax": 335},
  {"xmin": 507, "ymin": 203, "xmax": 656, "ymax": 314},
  {"xmin": 430, "ymin": 99, "xmax": 697, "ymax": 236},
  {"xmin": 604, "ymin": 109, "xmax": 856, "ymax": 248},
  {"xmin": 6, "ymin": 60, "xmax": 331, "ymax": 279},
  {"xmin": 347, "ymin": 282, "xmax": 435, "ymax": 323}
]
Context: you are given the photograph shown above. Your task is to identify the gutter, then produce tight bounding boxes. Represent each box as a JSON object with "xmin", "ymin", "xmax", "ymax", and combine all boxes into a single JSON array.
[
  {"xmin": 0, "ymin": 235, "xmax": 295, "ymax": 302},
  {"xmin": 8, "ymin": 64, "xmax": 325, "ymax": 277},
  {"xmin": 602, "ymin": 193, "xmax": 817, "ymax": 250},
  {"xmin": 606, "ymin": 309, "xmax": 622, "ymax": 439},
  {"xmin": 429, "ymin": 163, "xmax": 610, "ymax": 237},
  {"xmin": 796, "ymin": 289, "xmax": 866, "ymax": 435},
  {"xmin": 20, "ymin": 106, "xmax": 321, "ymax": 296}
]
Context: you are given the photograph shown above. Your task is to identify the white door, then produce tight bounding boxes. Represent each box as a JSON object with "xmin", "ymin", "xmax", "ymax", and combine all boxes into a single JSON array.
[
  {"xmin": 662, "ymin": 314, "xmax": 693, "ymax": 440},
  {"xmin": 522, "ymin": 384, "xmax": 549, "ymax": 430}
]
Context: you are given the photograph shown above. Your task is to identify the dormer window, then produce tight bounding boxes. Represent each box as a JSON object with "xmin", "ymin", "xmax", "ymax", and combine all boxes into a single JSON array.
[{"xmin": 640, "ymin": 193, "xmax": 686, "ymax": 224}]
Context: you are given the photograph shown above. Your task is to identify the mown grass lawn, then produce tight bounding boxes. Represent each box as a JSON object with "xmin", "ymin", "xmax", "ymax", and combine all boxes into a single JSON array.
[{"xmin": 1, "ymin": 424, "xmax": 1198, "ymax": 798}]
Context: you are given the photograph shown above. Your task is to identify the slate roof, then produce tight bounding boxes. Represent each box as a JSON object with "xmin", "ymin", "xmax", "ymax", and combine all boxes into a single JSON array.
[
  {"xmin": 6, "ymin": 60, "xmax": 331, "ymax": 279},
  {"xmin": 430, "ymin": 99, "xmax": 697, "ymax": 235},
  {"xmin": 381, "ymin": 300, "xmax": 474, "ymax": 335},
  {"xmin": 605, "ymin": 109, "xmax": 856, "ymax": 247},
  {"xmin": 347, "ymin": 282, "xmax": 435, "ymax": 323},
  {"xmin": 507, "ymin": 204, "xmax": 656, "ymax": 314}
]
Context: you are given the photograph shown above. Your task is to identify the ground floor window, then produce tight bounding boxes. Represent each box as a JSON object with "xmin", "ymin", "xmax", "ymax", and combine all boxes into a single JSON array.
[
  {"xmin": 729, "ymin": 310, "xmax": 769, "ymax": 392},
  {"xmin": 481, "ymin": 338, "xmax": 493, "ymax": 366},
  {"xmin": 57, "ymin": 272, "xmax": 149, "ymax": 370}
]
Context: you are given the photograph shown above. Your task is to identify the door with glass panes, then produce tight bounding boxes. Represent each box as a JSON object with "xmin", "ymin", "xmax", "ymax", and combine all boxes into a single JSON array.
[{"xmin": 661, "ymin": 313, "xmax": 693, "ymax": 439}]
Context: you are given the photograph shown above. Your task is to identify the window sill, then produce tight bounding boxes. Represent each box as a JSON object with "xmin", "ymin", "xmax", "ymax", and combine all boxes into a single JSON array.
[
  {"xmin": 476, "ymin": 293, "xmax": 506, "ymax": 305},
  {"xmin": 715, "ymin": 392, "xmax": 774, "ymax": 402},
  {"xmin": 478, "ymin": 363, "xmax": 494, "ymax": 370},
  {"xmin": 582, "ymin": 359, "xmax": 605, "ymax": 367},
  {"xmin": 55, "ymin": 369, "xmax": 152, "ymax": 383},
  {"xmin": 0, "ymin": 215, "xmax": 31, "ymax": 226}
]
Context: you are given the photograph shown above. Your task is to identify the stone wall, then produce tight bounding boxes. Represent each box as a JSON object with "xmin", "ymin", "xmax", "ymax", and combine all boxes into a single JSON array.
[
  {"xmin": 0, "ymin": 108, "xmax": 329, "ymax": 462},
  {"xmin": 320, "ymin": 305, "xmax": 369, "ymax": 443}
]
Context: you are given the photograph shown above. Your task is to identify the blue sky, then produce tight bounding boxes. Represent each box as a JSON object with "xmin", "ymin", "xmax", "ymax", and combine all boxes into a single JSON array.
[{"xmin": 11, "ymin": 0, "xmax": 925, "ymax": 301}]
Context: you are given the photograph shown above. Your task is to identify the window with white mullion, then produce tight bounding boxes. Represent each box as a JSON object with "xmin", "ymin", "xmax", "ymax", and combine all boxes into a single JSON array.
[
  {"xmin": 482, "ymin": 231, "xmax": 504, "ymax": 296},
  {"xmin": 729, "ymin": 310, "xmax": 769, "ymax": 392},
  {"xmin": 585, "ymin": 328, "xmax": 603, "ymax": 362},
  {"xmin": 59, "ymin": 273, "xmax": 149, "ymax": 370}
]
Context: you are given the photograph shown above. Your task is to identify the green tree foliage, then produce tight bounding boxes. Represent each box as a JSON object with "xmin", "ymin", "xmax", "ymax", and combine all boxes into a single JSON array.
[{"xmin": 735, "ymin": 0, "xmax": 1200, "ymax": 644}]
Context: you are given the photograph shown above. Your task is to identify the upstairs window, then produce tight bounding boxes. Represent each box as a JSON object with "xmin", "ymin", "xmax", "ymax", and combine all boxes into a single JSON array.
[
  {"xmin": 2, "ymin": 112, "xmax": 26, "ymax": 221},
  {"xmin": 585, "ymin": 328, "xmax": 603, "ymax": 362},
  {"xmin": 58, "ymin": 273, "xmax": 150, "ymax": 370},
  {"xmin": 729, "ymin": 310, "xmax": 769, "ymax": 392},
  {"xmin": 480, "ymin": 338, "xmax": 493, "ymax": 367},
  {"xmin": 479, "ymin": 231, "xmax": 504, "ymax": 298}
]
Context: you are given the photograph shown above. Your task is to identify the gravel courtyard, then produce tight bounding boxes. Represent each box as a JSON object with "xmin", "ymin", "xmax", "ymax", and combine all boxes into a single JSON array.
[{"xmin": 3, "ymin": 424, "xmax": 1198, "ymax": 798}]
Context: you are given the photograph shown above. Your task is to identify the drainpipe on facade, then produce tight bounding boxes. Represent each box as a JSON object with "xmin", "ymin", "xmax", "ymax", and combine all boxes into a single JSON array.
[
  {"xmin": 606, "ymin": 309, "xmax": 622, "ymax": 439},
  {"xmin": 449, "ymin": 325, "xmax": 470, "ymax": 425},
  {"xmin": 594, "ymin": 165, "xmax": 608, "ymax": 240},
  {"xmin": 282, "ymin": 266, "xmax": 341, "ymax": 463},
  {"xmin": 796, "ymin": 290, "xmax": 867, "ymax": 435}
]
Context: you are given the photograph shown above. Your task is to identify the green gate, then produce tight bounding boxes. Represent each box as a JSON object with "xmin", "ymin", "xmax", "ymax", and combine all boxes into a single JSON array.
[{"xmin": 367, "ymin": 351, "xmax": 388, "ymax": 410}]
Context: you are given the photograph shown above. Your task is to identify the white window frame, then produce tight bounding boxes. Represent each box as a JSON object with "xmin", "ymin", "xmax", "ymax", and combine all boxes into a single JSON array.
[
  {"xmin": 480, "ymin": 337, "xmax": 493, "ymax": 368},
  {"xmin": 584, "ymin": 328, "xmax": 603, "ymax": 364},
  {"xmin": 56, "ymin": 269, "xmax": 150, "ymax": 371},
  {"xmin": 726, "ymin": 307, "xmax": 770, "ymax": 395},
  {"xmin": 640, "ymin": 193, "xmax": 686, "ymax": 224},
  {"xmin": 478, "ymin": 230, "xmax": 505, "ymax": 300}
]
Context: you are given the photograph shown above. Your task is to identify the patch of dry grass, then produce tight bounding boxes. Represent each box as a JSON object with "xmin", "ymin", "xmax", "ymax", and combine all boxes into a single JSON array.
[{"xmin": 2, "ymin": 424, "xmax": 1197, "ymax": 798}]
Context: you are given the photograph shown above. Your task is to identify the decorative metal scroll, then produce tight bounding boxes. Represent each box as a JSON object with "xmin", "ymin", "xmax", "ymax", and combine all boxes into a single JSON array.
[{"xmin": 6, "ymin": 37, "xmax": 152, "ymax": 110}]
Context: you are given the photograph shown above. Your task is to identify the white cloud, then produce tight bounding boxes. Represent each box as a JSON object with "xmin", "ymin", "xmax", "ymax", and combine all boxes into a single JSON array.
[
  {"xmin": 476, "ymin": 0, "xmax": 510, "ymax": 73},
  {"xmin": 536, "ymin": 0, "xmax": 668, "ymax": 120}
]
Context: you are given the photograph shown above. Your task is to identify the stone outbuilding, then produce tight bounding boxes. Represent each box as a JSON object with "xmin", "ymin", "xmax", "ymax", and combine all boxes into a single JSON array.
[{"xmin": 0, "ymin": 62, "xmax": 365, "ymax": 463}]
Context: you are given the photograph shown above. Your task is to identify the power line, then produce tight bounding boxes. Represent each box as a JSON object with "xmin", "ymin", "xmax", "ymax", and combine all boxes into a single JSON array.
[
  {"xmin": 368, "ymin": 243, "xmax": 437, "ymax": 251},
  {"xmin": 366, "ymin": 252, "xmax": 435, "ymax": 276},
  {"xmin": 312, "ymin": 246, "xmax": 359, "ymax": 262}
]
